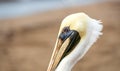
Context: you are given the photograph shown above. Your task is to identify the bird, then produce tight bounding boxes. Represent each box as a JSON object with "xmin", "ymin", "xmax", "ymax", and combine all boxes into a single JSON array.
[{"xmin": 47, "ymin": 13, "xmax": 103, "ymax": 71}]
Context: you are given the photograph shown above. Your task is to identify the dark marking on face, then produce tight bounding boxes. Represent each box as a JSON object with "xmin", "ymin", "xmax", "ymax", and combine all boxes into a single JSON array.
[
  {"xmin": 62, "ymin": 30, "xmax": 80, "ymax": 58},
  {"xmin": 59, "ymin": 26, "xmax": 72, "ymax": 42},
  {"xmin": 57, "ymin": 26, "xmax": 81, "ymax": 67}
]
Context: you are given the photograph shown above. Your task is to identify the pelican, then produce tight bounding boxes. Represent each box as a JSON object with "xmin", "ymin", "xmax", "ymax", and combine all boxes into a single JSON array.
[{"xmin": 47, "ymin": 13, "xmax": 103, "ymax": 71}]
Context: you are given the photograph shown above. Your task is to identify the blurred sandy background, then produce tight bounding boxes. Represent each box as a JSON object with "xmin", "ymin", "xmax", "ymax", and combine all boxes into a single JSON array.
[{"xmin": 0, "ymin": 0, "xmax": 120, "ymax": 71}]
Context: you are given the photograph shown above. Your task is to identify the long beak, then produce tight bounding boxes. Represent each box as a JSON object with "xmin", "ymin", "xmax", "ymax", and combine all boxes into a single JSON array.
[{"xmin": 47, "ymin": 30, "xmax": 80, "ymax": 71}]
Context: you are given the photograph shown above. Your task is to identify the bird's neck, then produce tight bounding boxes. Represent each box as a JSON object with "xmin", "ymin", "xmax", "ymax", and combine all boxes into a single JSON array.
[
  {"xmin": 55, "ymin": 36, "xmax": 88, "ymax": 71},
  {"xmin": 55, "ymin": 57, "xmax": 72, "ymax": 71}
]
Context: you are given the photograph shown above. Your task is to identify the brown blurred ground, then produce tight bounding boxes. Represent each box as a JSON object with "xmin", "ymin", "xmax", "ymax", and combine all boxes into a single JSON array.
[{"xmin": 0, "ymin": 1, "xmax": 120, "ymax": 71}]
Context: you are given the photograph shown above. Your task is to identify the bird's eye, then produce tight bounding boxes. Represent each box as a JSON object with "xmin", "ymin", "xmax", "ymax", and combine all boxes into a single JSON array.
[
  {"xmin": 59, "ymin": 27, "xmax": 72, "ymax": 42},
  {"xmin": 63, "ymin": 27, "xmax": 70, "ymax": 32}
]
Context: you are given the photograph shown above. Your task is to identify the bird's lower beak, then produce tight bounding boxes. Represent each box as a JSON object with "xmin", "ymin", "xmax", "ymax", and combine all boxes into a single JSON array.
[{"xmin": 47, "ymin": 30, "xmax": 80, "ymax": 71}]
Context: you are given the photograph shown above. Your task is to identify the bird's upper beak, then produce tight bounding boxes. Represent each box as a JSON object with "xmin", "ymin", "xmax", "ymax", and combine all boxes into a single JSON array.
[{"xmin": 47, "ymin": 27, "xmax": 80, "ymax": 71}]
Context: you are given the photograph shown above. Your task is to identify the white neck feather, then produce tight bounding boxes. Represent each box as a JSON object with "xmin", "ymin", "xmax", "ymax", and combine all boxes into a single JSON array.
[{"xmin": 55, "ymin": 18, "xmax": 103, "ymax": 71}]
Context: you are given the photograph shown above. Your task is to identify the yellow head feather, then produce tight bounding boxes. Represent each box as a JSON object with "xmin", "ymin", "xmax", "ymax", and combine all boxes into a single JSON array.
[{"xmin": 59, "ymin": 13, "xmax": 89, "ymax": 37}]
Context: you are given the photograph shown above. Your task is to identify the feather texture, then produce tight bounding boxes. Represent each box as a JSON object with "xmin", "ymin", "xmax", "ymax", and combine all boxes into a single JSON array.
[{"xmin": 55, "ymin": 13, "xmax": 103, "ymax": 71}]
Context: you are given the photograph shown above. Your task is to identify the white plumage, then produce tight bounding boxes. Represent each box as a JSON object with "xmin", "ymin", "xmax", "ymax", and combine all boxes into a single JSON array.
[{"xmin": 47, "ymin": 13, "xmax": 103, "ymax": 71}]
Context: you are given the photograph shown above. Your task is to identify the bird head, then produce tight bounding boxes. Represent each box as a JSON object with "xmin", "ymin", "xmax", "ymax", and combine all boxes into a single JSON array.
[{"xmin": 47, "ymin": 13, "xmax": 103, "ymax": 71}]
